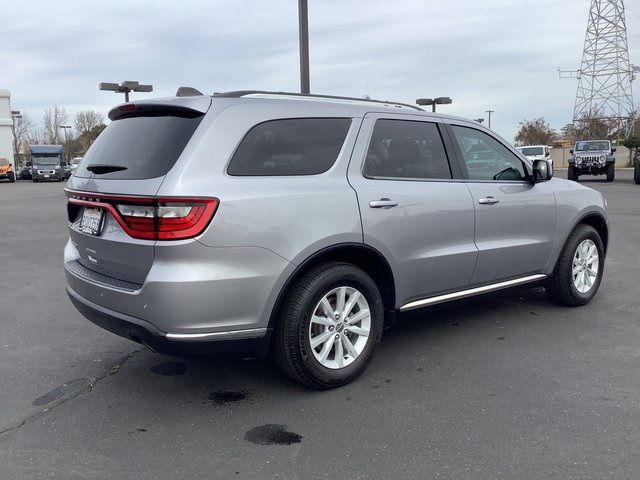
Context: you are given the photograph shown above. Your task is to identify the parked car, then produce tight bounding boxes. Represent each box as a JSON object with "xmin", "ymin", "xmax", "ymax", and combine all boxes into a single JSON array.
[
  {"xmin": 19, "ymin": 162, "xmax": 32, "ymax": 180},
  {"xmin": 65, "ymin": 90, "xmax": 609, "ymax": 388},
  {"xmin": 0, "ymin": 158, "xmax": 15, "ymax": 183},
  {"xmin": 568, "ymin": 140, "xmax": 615, "ymax": 182},
  {"xmin": 634, "ymin": 149, "xmax": 640, "ymax": 185},
  {"xmin": 516, "ymin": 145, "xmax": 552, "ymax": 165},
  {"xmin": 62, "ymin": 162, "xmax": 73, "ymax": 180},
  {"xmin": 69, "ymin": 157, "xmax": 83, "ymax": 175}
]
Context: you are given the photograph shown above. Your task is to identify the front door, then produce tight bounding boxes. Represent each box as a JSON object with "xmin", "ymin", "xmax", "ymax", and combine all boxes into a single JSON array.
[
  {"xmin": 348, "ymin": 114, "xmax": 478, "ymax": 307},
  {"xmin": 447, "ymin": 123, "xmax": 557, "ymax": 285}
]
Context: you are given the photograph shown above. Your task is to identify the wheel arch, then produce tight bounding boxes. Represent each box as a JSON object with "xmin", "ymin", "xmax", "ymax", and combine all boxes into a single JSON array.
[
  {"xmin": 267, "ymin": 243, "xmax": 397, "ymax": 330},
  {"xmin": 577, "ymin": 212, "xmax": 609, "ymax": 253}
]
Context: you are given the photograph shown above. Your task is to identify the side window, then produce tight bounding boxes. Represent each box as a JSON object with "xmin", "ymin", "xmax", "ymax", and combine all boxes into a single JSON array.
[
  {"xmin": 228, "ymin": 118, "xmax": 351, "ymax": 176},
  {"xmin": 450, "ymin": 125, "xmax": 527, "ymax": 181},
  {"xmin": 363, "ymin": 119, "xmax": 452, "ymax": 180}
]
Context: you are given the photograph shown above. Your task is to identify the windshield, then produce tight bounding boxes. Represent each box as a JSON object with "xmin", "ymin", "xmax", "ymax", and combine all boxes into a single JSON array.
[
  {"xmin": 520, "ymin": 147, "xmax": 544, "ymax": 156},
  {"xmin": 575, "ymin": 141, "xmax": 609, "ymax": 152},
  {"xmin": 31, "ymin": 155, "xmax": 60, "ymax": 165},
  {"xmin": 72, "ymin": 158, "xmax": 82, "ymax": 165}
]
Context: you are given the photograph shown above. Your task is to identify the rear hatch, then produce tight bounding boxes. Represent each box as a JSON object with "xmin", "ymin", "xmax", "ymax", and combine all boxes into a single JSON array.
[{"xmin": 66, "ymin": 96, "xmax": 212, "ymax": 285}]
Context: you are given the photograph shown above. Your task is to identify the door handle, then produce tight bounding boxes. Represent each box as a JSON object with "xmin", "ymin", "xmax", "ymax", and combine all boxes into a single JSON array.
[
  {"xmin": 478, "ymin": 196, "xmax": 500, "ymax": 205},
  {"xmin": 369, "ymin": 198, "xmax": 398, "ymax": 208}
]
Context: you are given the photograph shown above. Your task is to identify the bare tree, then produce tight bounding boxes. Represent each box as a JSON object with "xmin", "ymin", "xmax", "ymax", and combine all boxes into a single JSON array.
[
  {"xmin": 514, "ymin": 118, "xmax": 557, "ymax": 146},
  {"xmin": 74, "ymin": 110, "xmax": 104, "ymax": 138},
  {"xmin": 42, "ymin": 105, "xmax": 68, "ymax": 144},
  {"xmin": 12, "ymin": 113, "xmax": 34, "ymax": 155}
]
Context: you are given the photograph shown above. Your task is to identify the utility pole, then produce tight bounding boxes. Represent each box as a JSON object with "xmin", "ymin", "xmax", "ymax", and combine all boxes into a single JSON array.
[
  {"xmin": 298, "ymin": 0, "xmax": 310, "ymax": 94},
  {"xmin": 485, "ymin": 110, "xmax": 494, "ymax": 128},
  {"xmin": 559, "ymin": 0, "xmax": 635, "ymax": 135}
]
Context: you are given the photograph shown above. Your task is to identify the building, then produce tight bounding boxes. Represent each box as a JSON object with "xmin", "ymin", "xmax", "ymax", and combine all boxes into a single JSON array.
[{"xmin": 0, "ymin": 90, "xmax": 15, "ymax": 172}]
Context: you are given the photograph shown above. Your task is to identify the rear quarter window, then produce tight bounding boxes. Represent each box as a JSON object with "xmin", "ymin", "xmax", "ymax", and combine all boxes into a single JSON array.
[
  {"xmin": 75, "ymin": 114, "xmax": 204, "ymax": 180},
  {"xmin": 227, "ymin": 118, "xmax": 351, "ymax": 176}
]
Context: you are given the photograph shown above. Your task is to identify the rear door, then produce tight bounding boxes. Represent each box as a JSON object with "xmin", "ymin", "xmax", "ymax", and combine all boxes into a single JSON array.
[
  {"xmin": 347, "ymin": 113, "xmax": 477, "ymax": 307},
  {"xmin": 445, "ymin": 122, "xmax": 556, "ymax": 285},
  {"xmin": 66, "ymin": 98, "xmax": 210, "ymax": 284}
]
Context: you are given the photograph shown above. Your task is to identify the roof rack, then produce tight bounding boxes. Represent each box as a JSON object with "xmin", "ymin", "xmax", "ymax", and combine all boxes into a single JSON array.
[{"xmin": 212, "ymin": 90, "xmax": 424, "ymax": 111}]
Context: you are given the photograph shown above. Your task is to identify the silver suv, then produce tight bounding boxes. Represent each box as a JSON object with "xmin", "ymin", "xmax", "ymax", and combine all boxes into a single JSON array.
[{"xmin": 65, "ymin": 90, "xmax": 608, "ymax": 388}]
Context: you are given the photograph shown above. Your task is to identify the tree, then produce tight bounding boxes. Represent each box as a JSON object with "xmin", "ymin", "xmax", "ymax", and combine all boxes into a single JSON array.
[
  {"xmin": 514, "ymin": 118, "xmax": 556, "ymax": 145},
  {"xmin": 562, "ymin": 112, "xmax": 620, "ymax": 141},
  {"xmin": 620, "ymin": 135, "xmax": 640, "ymax": 166},
  {"xmin": 42, "ymin": 105, "xmax": 68, "ymax": 144},
  {"xmin": 12, "ymin": 113, "xmax": 34, "ymax": 156},
  {"xmin": 77, "ymin": 123, "xmax": 106, "ymax": 154},
  {"xmin": 74, "ymin": 110, "xmax": 104, "ymax": 138}
]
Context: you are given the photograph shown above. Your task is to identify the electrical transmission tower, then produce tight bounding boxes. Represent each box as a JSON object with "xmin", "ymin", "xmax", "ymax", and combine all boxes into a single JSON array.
[{"xmin": 559, "ymin": 0, "xmax": 637, "ymax": 136}]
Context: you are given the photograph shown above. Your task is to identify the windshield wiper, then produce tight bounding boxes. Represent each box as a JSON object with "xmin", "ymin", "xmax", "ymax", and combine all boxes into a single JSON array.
[{"xmin": 86, "ymin": 164, "xmax": 128, "ymax": 174}]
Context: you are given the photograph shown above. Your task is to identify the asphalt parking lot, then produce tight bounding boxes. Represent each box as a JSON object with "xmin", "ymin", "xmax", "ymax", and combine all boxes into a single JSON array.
[{"xmin": 1, "ymin": 172, "xmax": 639, "ymax": 480}]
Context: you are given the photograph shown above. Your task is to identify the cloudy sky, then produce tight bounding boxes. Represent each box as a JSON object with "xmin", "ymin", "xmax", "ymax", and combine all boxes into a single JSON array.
[{"xmin": 2, "ymin": 0, "xmax": 639, "ymax": 142}]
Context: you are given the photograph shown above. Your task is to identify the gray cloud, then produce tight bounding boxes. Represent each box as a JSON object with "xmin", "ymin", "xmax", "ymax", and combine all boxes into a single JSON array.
[{"xmin": 2, "ymin": 0, "xmax": 638, "ymax": 142}]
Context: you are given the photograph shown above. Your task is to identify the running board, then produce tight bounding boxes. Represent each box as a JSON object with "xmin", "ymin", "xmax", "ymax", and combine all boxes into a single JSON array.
[{"xmin": 399, "ymin": 274, "xmax": 547, "ymax": 312}]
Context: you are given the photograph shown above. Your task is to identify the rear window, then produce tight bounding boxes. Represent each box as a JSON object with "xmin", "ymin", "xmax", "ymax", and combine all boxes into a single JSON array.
[
  {"xmin": 227, "ymin": 118, "xmax": 351, "ymax": 176},
  {"xmin": 75, "ymin": 114, "xmax": 204, "ymax": 179}
]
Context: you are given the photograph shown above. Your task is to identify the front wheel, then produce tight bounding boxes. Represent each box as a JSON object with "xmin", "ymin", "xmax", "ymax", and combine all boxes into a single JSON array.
[
  {"xmin": 7, "ymin": 172, "xmax": 15, "ymax": 183},
  {"xmin": 634, "ymin": 161, "xmax": 640, "ymax": 185},
  {"xmin": 274, "ymin": 262, "xmax": 384, "ymax": 389},
  {"xmin": 568, "ymin": 165, "xmax": 578, "ymax": 181},
  {"xmin": 606, "ymin": 164, "xmax": 615, "ymax": 182},
  {"xmin": 546, "ymin": 224, "xmax": 604, "ymax": 306}
]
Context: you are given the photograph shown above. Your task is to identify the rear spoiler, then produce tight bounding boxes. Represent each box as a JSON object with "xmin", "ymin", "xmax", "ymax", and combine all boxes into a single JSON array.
[{"xmin": 108, "ymin": 96, "xmax": 211, "ymax": 121}]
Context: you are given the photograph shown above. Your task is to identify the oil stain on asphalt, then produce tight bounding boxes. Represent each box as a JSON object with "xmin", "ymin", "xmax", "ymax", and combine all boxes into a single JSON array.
[
  {"xmin": 244, "ymin": 424, "xmax": 303, "ymax": 446},
  {"xmin": 205, "ymin": 390, "xmax": 248, "ymax": 405},
  {"xmin": 150, "ymin": 362, "xmax": 187, "ymax": 376}
]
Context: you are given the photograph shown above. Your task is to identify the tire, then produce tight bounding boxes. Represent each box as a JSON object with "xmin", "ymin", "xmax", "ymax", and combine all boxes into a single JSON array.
[
  {"xmin": 546, "ymin": 224, "xmax": 604, "ymax": 307},
  {"xmin": 634, "ymin": 162, "xmax": 640, "ymax": 185},
  {"xmin": 606, "ymin": 164, "xmax": 614, "ymax": 182},
  {"xmin": 567, "ymin": 165, "xmax": 578, "ymax": 181},
  {"xmin": 32, "ymin": 178, "xmax": 37, "ymax": 183},
  {"xmin": 7, "ymin": 172, "xmax": 15, "ymax": 183},
  {"xmin": 274, "ymin": 262, "xmax": 384, "ymax": 389}
]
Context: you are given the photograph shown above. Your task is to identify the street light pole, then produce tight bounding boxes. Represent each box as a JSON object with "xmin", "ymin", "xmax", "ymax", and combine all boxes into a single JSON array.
[
  {"xmin": 416, "ymin": 97, "xmax": 453, "ymax": 112},
  {"xmin": 298, "ymin": 0, "xmax": 310, "ymax": 94},
  {"xmin": 485, "ymin": 110, "xmax": 494, "ymax": 128},
  {"xmin": 59, "ymin": 125, "xmax": 71, "ymax": 145},
  {"xmin": 99, "ymin": 81, "xmax": 153, "ymax": 102}
]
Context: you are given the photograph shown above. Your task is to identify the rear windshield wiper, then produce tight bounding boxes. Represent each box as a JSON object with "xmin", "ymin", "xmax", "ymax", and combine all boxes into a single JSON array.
[{"xmin": 86, "ymin": 164, "xmax": 128, "ymax": 174}]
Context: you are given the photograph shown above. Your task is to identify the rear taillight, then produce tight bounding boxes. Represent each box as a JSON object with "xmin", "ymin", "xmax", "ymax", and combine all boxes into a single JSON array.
[{"xmin": 67, "ymin": 191, "xmax": 218, "ymax": 240}]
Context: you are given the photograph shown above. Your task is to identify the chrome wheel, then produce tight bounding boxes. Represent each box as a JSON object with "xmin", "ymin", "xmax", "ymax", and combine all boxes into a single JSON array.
[
  {"xmin": 308, "ymin": 286, "xmax": 371, "ymax": 370},
  {"xmin": 572, "ymin": 239, "xmax": 599, "ymax": 294}
]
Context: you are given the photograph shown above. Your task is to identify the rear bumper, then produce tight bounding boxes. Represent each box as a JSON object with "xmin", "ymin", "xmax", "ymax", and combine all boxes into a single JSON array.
[{"xmin": 67, "ymin": 286, "xmax": 272, "ymax": 357}]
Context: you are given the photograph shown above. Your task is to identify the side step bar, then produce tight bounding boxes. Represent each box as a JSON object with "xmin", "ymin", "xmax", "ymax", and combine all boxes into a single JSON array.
[{"xmin": 399, "ymin": 274, "xmax": 547, "ymax": 312}]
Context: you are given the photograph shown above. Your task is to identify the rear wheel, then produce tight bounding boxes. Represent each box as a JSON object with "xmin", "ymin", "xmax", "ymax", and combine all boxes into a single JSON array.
[
  {"xmin": 274, "ymin": 262, "xmax": 384, "ymax": 389},
  {"xmin": 568, "ymin": 165, "xmax": 578, "ymax": 181},
  {"xmin": 7, "ymin": 172, "xmax": 15, "ymax": 183},
  {"xmin": 546, "ymin": 224, "xmax": 604, "ymax": 306},
  {"xmin": 634, "ymin": 161, "xmax": 640, "ymax": 185},
  {"xmin": 606, "ymin": 164, "xmax": 615, "ymax": 182}
]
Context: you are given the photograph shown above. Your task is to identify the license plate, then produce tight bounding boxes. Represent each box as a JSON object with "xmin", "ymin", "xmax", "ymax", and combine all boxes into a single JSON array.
[
  {"xmin": 80, "ymin": 208, "xmax": 104, "ymax": 236},
  {"xmin": 44, "ymin": 174, "xmax": 49, "ymax": 178}
]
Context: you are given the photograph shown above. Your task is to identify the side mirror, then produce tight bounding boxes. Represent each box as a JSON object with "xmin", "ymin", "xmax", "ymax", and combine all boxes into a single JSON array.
[
  {"xmin": 532, "ymin": 159, "xmax": 552, "ymax": 183},
  {"xmin": 569, "ymin": 148, "xmax": 574, "ymax": 154},
  {"xmin": 545, "ymin": 151, "xmax": 550, "ymax": 157},
  {"xmin": 612, "ymin": 147, "xmax": 616, "ymax": 153}
]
